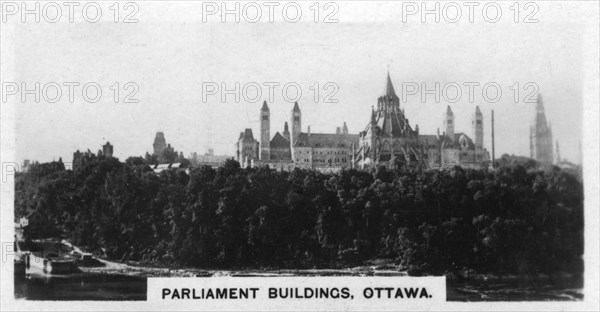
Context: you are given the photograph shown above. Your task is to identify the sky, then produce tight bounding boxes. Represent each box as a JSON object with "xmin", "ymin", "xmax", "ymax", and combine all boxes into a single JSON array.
[{"xmin": 2, "ymin": 1, "xmax": 592, "ymax": 165}]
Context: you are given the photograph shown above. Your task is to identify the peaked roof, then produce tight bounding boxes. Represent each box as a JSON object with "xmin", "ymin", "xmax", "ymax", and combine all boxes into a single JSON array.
[
  {"xmin": 241, "ymin": 128, "xmax": 255, "ymax": 143},
  {"xmin": 446, "ymin": 105, "xmax": 453, "ymax": 116},
  {"xmin": 261, "ymin": 101, "xmax": 269, "ymax": 112},
  {"xmin": 475, "ymin": 106, "xmax": 482, "ymax": 115},
  {"xmin": 270, "ymin": 132, "xmax": 290, "ymax": 148},
  {"xmin": 292, "ymin": 102, "xmax": 301, "ymax": 112},
  {"xmin": 377, "ymin": 112, "xmax": 407, "ymax": 137},
  {"xmin": 455, "ymin": 133, "xmax": 475, "ymax": 149}
]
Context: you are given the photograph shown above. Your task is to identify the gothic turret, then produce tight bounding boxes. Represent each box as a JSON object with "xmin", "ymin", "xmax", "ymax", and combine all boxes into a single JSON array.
[{"xmin": 283, "ymin": 122, "xmax": 290, "ymax": 140}]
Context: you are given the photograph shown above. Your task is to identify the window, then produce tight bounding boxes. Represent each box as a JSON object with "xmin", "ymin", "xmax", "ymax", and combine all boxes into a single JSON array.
[
  {"xmin": 263, "ymin": 115, "xmax": 269, "ymax": 120},
  {"xmin": 294, "ymin": 117, "xmax": 299, "ymax": 122},
  {"xmin": 477, "ymin": 120, "xmax": 482, "ymax": 125}
]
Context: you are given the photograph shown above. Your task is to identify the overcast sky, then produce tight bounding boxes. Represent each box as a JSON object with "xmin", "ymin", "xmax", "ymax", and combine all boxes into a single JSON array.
[{"xmin": 2, "ymin": 1, "xmax": 593, "ymax": 165}]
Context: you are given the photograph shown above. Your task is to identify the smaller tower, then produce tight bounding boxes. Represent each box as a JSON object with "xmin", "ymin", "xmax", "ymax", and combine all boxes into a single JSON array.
[
  {"xmin": 260, "ymin": 101, "xmax": 270, "ymax": 160},
  {"xmin": 153, "ymin": 132, "xmax": 167, "ymax": 156},
  {"xmin": 291, "ymin": 102, "xmax": 302, "ymax": 145},
  {"xmin": 102, "ymin": 142, "xmax": 114, "ymax": 158},
  {"xmin": 283, "ymin": 122, "xmax": 290, "ymax": 140},
  {"xmin": 371, "ymin": 106, "xmax": 377, "ymax": 125},
  {"xmin": 73, "ymin": 150, "xmax": 83, "ymax": 171},
  {"xmin": 555, "ymin": 141, "xmax": 561, "ymax": 164},
  {"xmin": 530, "ymin": 94, "xmax": 554, "ymax": 164},
  {"xmin": 444, "ymin": 105, "xmax": 455, "ymax": 141},
  {"xmin": 472, "ymin": 106, "xmax": 484, "ymax": 153}
]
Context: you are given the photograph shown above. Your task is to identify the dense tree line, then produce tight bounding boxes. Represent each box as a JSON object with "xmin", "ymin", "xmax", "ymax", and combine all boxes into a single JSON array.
[{"xmin": 15, "ymin": 154, "xmax": 583, "ymax": 275}]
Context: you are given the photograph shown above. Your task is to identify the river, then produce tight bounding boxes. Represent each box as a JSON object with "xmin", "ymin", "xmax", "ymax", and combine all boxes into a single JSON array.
[{"xmin": 15, "ymin": 266, "xmax": 583, "ymax": 301}]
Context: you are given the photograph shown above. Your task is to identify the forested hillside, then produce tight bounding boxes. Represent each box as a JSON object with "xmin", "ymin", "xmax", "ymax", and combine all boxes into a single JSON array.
[{"xmin": 15, "ymin": 155, "xmax": 583, "ymax": 275}]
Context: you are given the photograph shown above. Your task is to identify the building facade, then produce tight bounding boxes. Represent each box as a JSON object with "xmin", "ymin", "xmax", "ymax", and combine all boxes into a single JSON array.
[
  {"xmin": 419, "ymin": 106, "xmax": 489, "ymax": 168},
  {"xmin": 252, "ymin": 101, "xmax": 358, "ymax": 171},
  {"xmin": 189, "ymin": 149, "xmax": 231, "ymax": 168},
  {"xmin": 240, "ymin": 73, "xmax": 491, "ymax": 172}
]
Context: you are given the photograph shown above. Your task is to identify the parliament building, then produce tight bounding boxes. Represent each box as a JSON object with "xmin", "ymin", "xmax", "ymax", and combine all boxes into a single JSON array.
[{"xmin": 236, "ymin": 73, "xmax": 490, "ymax": 171}]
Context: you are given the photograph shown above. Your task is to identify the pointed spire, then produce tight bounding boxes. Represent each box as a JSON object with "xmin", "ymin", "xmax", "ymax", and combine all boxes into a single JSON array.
[
  {"xmin": 261, "ymin": 100, "xmax": 269, "ymax": 111},
  {"xmin": 342, "ymin": 121, "xmax": 348, "ymax": 134},
  {"xmin": 475, "ymin": 105, "xmax": 482, "ymax": 115},
  {"xmin": 446, "ymin": 105, "xmax": 453, "ymax": 116},
  {"xmin": 536, "ymin": 94, "xmax": 544, "ymax": 112},
  {"xmin": 292, "ymin": 101, "xmax": 300, "ymax": 112},
  {"xmin": 385, "ymin": 72, "xmax": 396, "ymax": 97}
]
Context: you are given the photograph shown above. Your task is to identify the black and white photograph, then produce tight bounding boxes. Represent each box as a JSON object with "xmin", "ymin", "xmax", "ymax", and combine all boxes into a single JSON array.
[{"xmin": 1, "ymin": 1, "xmax": 598, "ymax": 311}]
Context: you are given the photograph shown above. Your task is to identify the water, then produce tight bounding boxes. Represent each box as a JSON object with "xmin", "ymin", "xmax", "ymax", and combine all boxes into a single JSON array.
[
  {"xmin": 446, "ymin": 275, "xmax": 583, "ymax": 301},
  {"xmin": 15, "ymin": 271, "xmax": 147, "ymax": 300},
  {"xmin": 15, "ymin": 266, "xmax": 582, "ymax": 301}
]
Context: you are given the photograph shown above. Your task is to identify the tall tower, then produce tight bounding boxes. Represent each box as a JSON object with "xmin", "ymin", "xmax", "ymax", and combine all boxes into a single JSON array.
[
  {"xmin": 530, "ymin": 94, "xmax": 553, "ymax": 164},
  {"xmin": 342, "ymin": 122, "xmax": 349, "ymax": 134},
  {"xmin": 555, "ymin": 141, "xmax": 561, "ymax": 164},
  {"xmin": 153, "ymin": 132, "xmax": 167, "ymax": 156},
  {"xmin": 260, "ymin": 101, "xmax": 270, "ymax": 160},
  {"xmin": 444, "ymin": 105, "xmax": 454, "ymax": 141},
  {"xmin": 291, "ymin": 102, "xmax": 301, "ymax": 144},
  {"xmin": 472, "ymin": 106, "xmax": 484, "ymax": 153}
]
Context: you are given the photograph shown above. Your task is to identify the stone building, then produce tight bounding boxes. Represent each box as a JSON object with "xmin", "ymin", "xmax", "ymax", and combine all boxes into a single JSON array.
[
  {"xmin": 236, "ymin": 128, "xmax": 259, "ymax": 166},
  {"xmin": 151, "ymin": 132, "xmax": 180, "ymax": 164},
  {"xmin": 253, "ymin": 101, "xmax": 358, "ymax": 171},
  {"xmin": 419, "ymin": 106, "xmax": 489, "ymax": 168},
  {"xmin": 240, "ymin": 72, "xmax": 491, "ymax": 171},
  {"xmin": 530, "ymin": 94, "xmax": 553, "ymax": 164},
  {"xmin": 356, "ymin": 73, "xmax": 489, "ymax": 169},
  {"xmin": 189, "ymin": 148, "xmax": 231, "ymax": 168},
  {"xmin": 355, "ymin": 73, "xmax": 424, "ymax": 169},
  {"xmin": 72, "ymin": 141, "xmax": 114, "ymax": 170}
]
